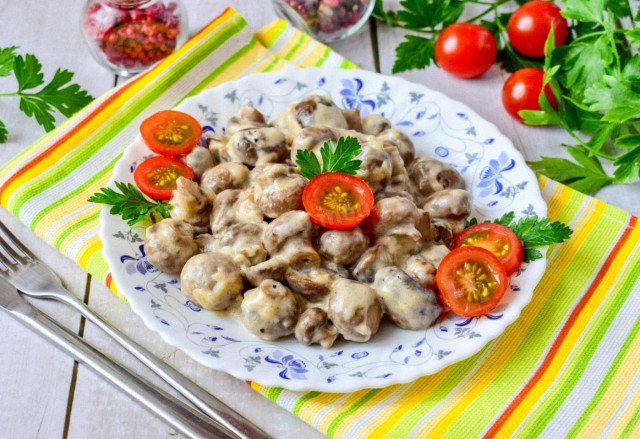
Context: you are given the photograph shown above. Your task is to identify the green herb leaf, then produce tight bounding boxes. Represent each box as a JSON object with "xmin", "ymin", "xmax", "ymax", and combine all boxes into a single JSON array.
[
  {"xmin": 562, "ymin": 0, "xmax": 605, "ymax": 24},
  {"xmin": 397, "ymin": 0, "xmax": 464, "ymax": 30},
  {"xmin": 88, "ymin": 182, "xmax": 172, "ymax": 226},
  {"xmin": 584, "ymin": 75, "xmax": 640, "ymax": 123},
  {"xmin": 481, "ymin": 212, "xmax": 572, "ymax": 262},
  {"xmin": 468, "ymin": 212, "xmax": 573, "ymax": 263},
  {"xmin": 0, "ymin": 46, "xmax": 17, "ymax": 77},
  {"xmin": 0, "ymin": 120, "xmax": 7, "ymax": 143},
  {"xmin": 296, "ymin": 136, "xmax": 362, "ymax": 179},
  {"xmin": 613, "ymin": 145, "xmax": 640, "ymax": 182},
  {"xmin": 528, "ymin": 156, "xmax": 613, "ymax": 195},
  {"xmin": 35, "ymin": 68, "xmax": 94, "ymax": 118},
  {"xmin": 296, "ymin": 149, "xmax": 323, "ymax": 180},
  {"xmin": 554, "ymin": 37, "xmax": 612, "ymax": 99},
  {"xmin": 13, "ymin": 54, "xmax": 44, "ymax": 92},
  {"xmin": 496, "ymin": 45, "xmax": 544, "ymax": 73},
  {"xmin": 8, "ymin": 53, "xmax": 94, "ymax": 133},
  {"xmin": 321, "ymin": 136, "xmax": 362, "ymax": 174},
  {"xmin": 627, "ymin": 28, "xmax": 640, "ymax": 47},
  {"xmin": 605, "ymin": 0, "xmax": 633, "ymax": 19},
  {"xmin": 392, "ymin": 35, "xmax": 437, "ymax": 73}
]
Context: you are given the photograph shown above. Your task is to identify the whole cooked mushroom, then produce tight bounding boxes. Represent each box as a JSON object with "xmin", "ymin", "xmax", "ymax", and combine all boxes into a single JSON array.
[
  {"xmin": 209, "ymin": 189, "xmax": 263, "ymax": 234},
  {"xmin": 180, "ymin": 252, "xmax": 244, "ymax": 311},
  {"xmin": 241, "ymin": 279, "xmax": 300, "ymax": 341},
  {"xmin": 317, "ymin": 227, "xmax": 369, "ymax": 266},
  {"xmin": 183, "ymin": 146, "xmax": 216, "ymax": 179},
  {"xmin": 144, "ymin": 218, "xmax": 199, "ymax": 274},
  {"xmin": 409, "ymin": 156, "xmax": 465, "ymax": 199},
  {"xmin": 371, "ymin": 196, "xmax": 424, "ymax": 254},
  {"xmin": 169, "ymin": 177, "xmax": 210, "ymax": 234},
  {"xmin": 295, "ymin": 308, "xmax": 339, "ymax": 349},
  {"xmin": 262, "ymin": 210, "xmax": 320, "ymax": 269},
  {"xmin": 361, "ymin": 114, "xmax": 391, "ymax": 136},
  {"xmin": 224, "ymin": 127, "xmax": 288, "ymax": 166},
  {"xmin": 379, "ymin": 129, "xmax": 415, "ymax": 164},
  {"xmin": 252, "ymin": 163, "xmax": 308, "ymax": 218},
  {"xmin": 422, "ymin": 188, "xmax": 471, "ymax": 235},
  {"xmin": 293, "ymin": 95, "xmax": 348, "ymax": 129},
  {"xmin": 355, "ymin": 146, "xmax": 392, "ymax": 194},
  {"xmin": 374, "ymin": 266, "xmax": 442, "ymax": 330},
  {"xmin": 200, "ymin": 162, "xmax": 250, "ymax": 202},
  {"xmin": 225, "ymin": 105, "xmax": 267, "ymax": 135},
  {"xmin": 328, "ymin": 278, "xmax": 382, "ymax": 342},
  {"xmin": 217, "ymin": 223, "xmax": 267, "ymax": 268}
]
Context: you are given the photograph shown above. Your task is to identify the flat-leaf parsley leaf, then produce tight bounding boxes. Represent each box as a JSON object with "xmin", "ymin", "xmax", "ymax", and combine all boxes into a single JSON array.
[
  {"xmin": 88, "ymin": 182, "xmax": 171, "ymax": 226},
  {"xmin": 467, "ymin": 211, "xmax": 572, "ymax": 263},
  {"xmin": 296, "ymin": 136, "xmax": 362, "ymax": 179}
]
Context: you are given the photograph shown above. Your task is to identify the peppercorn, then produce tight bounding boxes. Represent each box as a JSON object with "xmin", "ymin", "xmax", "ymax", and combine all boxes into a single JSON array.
[{"xmin": 82, "ymin": 1, "xmax": 183, "ymax": 73}]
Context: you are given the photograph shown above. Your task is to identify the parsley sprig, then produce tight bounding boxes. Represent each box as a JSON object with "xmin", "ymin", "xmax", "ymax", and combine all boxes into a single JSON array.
[
  {"xmin": 373, "ymin": 0, "xmax": 640, "ymax": 195},
  {"xmin": 0, "ymin": 46, "xmax": 93, "ymax": 143},
  {"xmin": 468, "ymin": 211, "xmax": 573, "ymax": 262},
  {"xmin": 88, "ymin": 182, "xmax": 171, "ymax": 226},
  {"xmin": 296, "ymin": 136, "xmax": 363, "ymax": 179}
]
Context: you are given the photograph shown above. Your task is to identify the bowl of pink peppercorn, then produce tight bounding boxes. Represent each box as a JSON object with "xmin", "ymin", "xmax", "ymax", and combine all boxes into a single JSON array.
[
  {"xmin": 272, "ymin": 0, "xmax": 374, "ymax": 43},
  {"xmin": 81, "ymin": 0, "xmax": 188, "ymax": 77}
]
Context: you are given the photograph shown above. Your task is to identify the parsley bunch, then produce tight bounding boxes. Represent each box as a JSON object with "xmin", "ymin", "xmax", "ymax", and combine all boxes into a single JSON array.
[
  {"xmin": 0, "ymin": 46, "xmax": 94, "ymax": 143},
  {"xmin": 373, "ymin": 0, "xmax": 640, "ymax": 195}
]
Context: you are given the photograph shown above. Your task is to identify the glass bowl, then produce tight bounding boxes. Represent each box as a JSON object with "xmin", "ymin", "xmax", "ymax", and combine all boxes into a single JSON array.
[
  {"xmin": 81, "ymin": 0, "xmax": 189, "ymax": 77},
  {"xmin": 272, "ymin": 0, "xmax": 375, "ymax": 43}
]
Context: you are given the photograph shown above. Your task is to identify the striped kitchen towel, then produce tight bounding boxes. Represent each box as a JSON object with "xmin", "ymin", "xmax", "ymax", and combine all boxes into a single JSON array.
[{"xmin": 1, "ymin": 7, "xmax": 639, "ymax": 439}]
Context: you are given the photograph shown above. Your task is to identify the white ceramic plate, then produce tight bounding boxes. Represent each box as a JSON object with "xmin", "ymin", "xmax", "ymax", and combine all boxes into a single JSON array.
[{"xmin": 100, "ymin": 67, "xmax": 547, "ymax": 392}]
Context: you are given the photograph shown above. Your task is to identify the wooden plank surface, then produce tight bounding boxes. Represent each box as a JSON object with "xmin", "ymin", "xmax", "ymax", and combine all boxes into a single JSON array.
[{"xmin": 0, "ymin": 0, "xmax": 639, "ymax": 438}]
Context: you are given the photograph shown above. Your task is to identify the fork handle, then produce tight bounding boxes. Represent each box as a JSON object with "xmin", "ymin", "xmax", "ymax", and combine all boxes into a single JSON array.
[
  {"xmin": 3, "ymin": 304, "xmax": 239, "ymax": 439},
  {"xmin": 58, "ymin": 293, "xmax": 270, "ymax": 439}
]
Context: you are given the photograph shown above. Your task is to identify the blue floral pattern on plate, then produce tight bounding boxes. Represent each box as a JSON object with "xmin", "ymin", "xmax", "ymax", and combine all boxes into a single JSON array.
[{"xmin": 99, "ymin": 68, "xmax": 547, "ymax": 393}]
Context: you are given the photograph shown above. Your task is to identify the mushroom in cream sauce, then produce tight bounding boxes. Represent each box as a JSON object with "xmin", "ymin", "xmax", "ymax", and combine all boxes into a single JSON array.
[
  {"xmin": 295, "ymin": 308, "xmax": 339, "ymax": 349},
  {"xmin": 200, "ymin": 162, "xmax": 250, "ymax": 201},
  {"xmin": 241, "ymin": 279, "xmax": 300, "ymax": 341},
  {"xmin": 374, "ymin": 267, "xmax": 442, "ymax": 330},
  {"xmin": 328, "ymin": 278, "xmax": 382, "ymax": 342},
  {"xmin": 169, "ymin": 177, "xmax": 210, "ymax": 234},
  {"xmin": 143, "ymin": 96, "xmax": 475, "ymax": 347},
  {"xmin": 145, "ymin": 218, "xmax": 199, "ymax": 274},
  {"xmin": 180, "ymin": 252, "xmax": 244, "ymax": 311}
]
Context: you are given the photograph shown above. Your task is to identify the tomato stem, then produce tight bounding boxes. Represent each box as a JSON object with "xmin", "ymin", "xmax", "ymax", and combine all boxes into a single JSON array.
[{"xmin": 465, "ymin": 0, "xmax": 511, "ymax": 24}]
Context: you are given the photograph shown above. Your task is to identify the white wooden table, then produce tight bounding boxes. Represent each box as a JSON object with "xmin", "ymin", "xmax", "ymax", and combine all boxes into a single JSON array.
[{"xmin": 0, "ymin": 1, "xmax": 638, "ymax": 438}]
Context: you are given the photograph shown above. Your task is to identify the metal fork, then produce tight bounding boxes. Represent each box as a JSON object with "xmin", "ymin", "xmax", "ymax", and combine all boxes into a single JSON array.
[{"xmin": 0, "ymin": 221, "xmax": 270, "ymax": 439}]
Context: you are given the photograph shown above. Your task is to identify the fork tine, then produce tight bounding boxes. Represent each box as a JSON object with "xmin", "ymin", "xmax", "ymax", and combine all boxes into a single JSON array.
[
  {"xmin": 0, "ymin": 250, "xmax": 15, "ymax": 272},
  {"xmin": 0, "ymin": 221, "xmax": 36, "ymax": 263}
]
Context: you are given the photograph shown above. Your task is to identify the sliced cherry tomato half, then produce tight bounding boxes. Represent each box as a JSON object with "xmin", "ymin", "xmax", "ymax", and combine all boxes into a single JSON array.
[
  {"xmin": 302, "ymin": 172, "xmax": 374, "ymax": 230},
  {"xmin": 436, "ymin": 246, "xmax": 509, "ymax": 317},
  {"xmin": 140, "ymin": 110, "xmax": 202, "ymax": 157},
  {"xmin": 133, "ymin": 156, "xmax": 194, "ymax": 200},
  {"xmin": 452, "ymin": 223, "xmax": 524, "ymax": 276}
]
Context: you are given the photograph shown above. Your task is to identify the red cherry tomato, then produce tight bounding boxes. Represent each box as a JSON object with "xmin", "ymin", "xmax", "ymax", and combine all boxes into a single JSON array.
[
  {"xmin": 452, "ymin": 223, "xmax": 524, "ymax": 276},
  {"xmin": 502, "ymin": 68, "xmax": 558, "ymax": 122},
  {"xmin": 434, "ymin": 23, "xmax": 497, "ymax": 78},
  {"xmin": 302, "ymin": 172, "xmax": 374, "ymax": 230},
  {"xmin": 507, "ymin": 0, "xmax": 569, "ymax": 58},
  {"xmin": 140, "ymin": 110, "xmax": 202, "ymax": 157},
  {"xmin": 133, "ymin": 156, "xmax": 194, "ymax": 200},
  {"xmin": 436, "ymin": 246, "xmax": 509, "ymax": 317}
]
